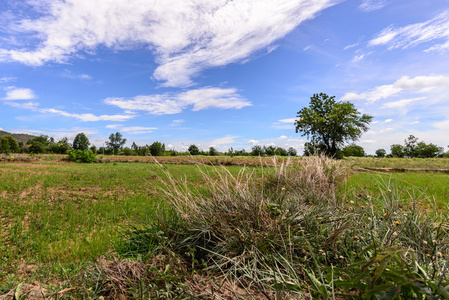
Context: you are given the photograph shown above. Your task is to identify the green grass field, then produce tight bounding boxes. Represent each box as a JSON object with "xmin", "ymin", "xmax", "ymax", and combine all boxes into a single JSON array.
[
  {"xmin": 347, "ymin": 156, "xmax": 449, "ymax": 170},
  {"xmin": 342, "ymin": 170, "xmax": 449, "ymax": 209},
  {"xmin": 1, "ymin": 158, "xmax": 448, "ymax": 298},
  {"xmin": 0, "ymin": 161, "xmax": 249, "ymax": 286}
]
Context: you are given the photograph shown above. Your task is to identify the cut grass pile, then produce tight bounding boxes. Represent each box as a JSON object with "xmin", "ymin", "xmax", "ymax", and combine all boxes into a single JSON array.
[{"xmin": 1, "ymin": 156, "xmax": 448, "ymax": 299}]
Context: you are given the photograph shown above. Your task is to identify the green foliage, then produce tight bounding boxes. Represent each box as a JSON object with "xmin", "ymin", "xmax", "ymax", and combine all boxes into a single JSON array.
[
  {"xmin": 121, "ymin": 147, "xmax": 134, "ymax": 156},
  {"xmin": 415, "ymin": 142, "xmax": 443, "ymax": 158},
  {"xmin": 187, "ymin": 144, "xmax": 200, "ymax": 155},
  {"xmin": 67, "ymin": 149, "xmax": 96, "ymax": 163},
  {"xmin": 106, "ymin": 132, "xmax": 126, "ymax": 155},
  {"xmin": 404, "ymin": 134, "xmax": 419, "ymax": 158},
  {"xmin": 390, "ymin": 144, "xmax": 405, "ymax": 158},
  {"xmin": 287, "ymin": 147, "xmax": 297, "ymax": 156},
  {"xmin": 149, "ymin": 141, "xmax": 165, "ymax": 156},
  {"xmin": 375, "ymin": 148, "xmax": 386, "ymax": 158},
  {"xmin": 251, "ymin": 145, "xmax": 263, "ymax": 156},
  {"xmin": 0, "ymin": 136, "xmax": 19, "ymax": 153},
  {"xmin": 0, "ymin": 137, "xmax": 10, "ymax": 153},
  {"xmin": 209, "ymin": 146, "xmax": 219, "ymax": 156},
  {"xmin": 343, "ymin": 144, "xmax": 366, "ymax": 157},
  {"xmin": 295, "ymin": 93, "xmax": 373, "ymax": 157},
  {"xmin": 73, "ymin": 133, "xmax": 90, "ymax": 150},
  {"xmin": 48, "ymin": 137, "xmax": 72, "ymax": 154},
  {"xmin": 264, "ymin": 145, "xmax": 276, "ymax": 156},
  {"xmin": 26, "ymin": 135, "xmax": 49, "ymax": 153}
]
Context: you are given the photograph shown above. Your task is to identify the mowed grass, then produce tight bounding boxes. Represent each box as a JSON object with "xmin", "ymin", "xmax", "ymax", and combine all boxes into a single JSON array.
[
  {"xmin": 342, "ymin": 170, "xmax": 449, "ymax": 208},
  {"xmin": 0, "ymin": 161, "xmax": 251, "ymax": 284}
]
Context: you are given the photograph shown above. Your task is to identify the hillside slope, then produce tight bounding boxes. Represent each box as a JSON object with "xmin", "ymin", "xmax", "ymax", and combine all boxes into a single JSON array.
[{"xmin": 0, "ymin": 130, "xmax": 37, "ymax": 144}]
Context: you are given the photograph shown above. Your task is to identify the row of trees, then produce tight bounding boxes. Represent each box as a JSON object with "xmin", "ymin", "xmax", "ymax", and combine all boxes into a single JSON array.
[
  {"xmin": 1, "ymin": 132, "xmax": 299, "ymax": 157},
  {"xmin": 376, "ymin": 135, "xmax": 446, "ymax": 158}
]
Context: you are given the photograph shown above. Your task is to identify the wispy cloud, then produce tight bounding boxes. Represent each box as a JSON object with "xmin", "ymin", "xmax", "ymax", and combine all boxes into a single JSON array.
[
  {"xmin": 40, "ymin": 108, "xmax": 135, "ymax": 122},
  {"xmin": 342, "ymin": 74, "xmax": 449, "ymax": 102},
  {"xmin": 61, "ymin": 69, "xmax": 92, "ymax": 80},
  {"xmin": 4, "ymin": 101, "xmax": 39, "ymax": 110},
  {"xmin": 0, "ymin": 0, "xmax": 338, "ymax": 87},
  {"xmin": 359, "ymin": 0, "xmax": 386, "ymax": 12},
  {"xmin": 369, "ymin": 10, "xmax": 449, "ymax": 52},
  {"xmin": 382, "ymin": 97, "xmax": 426, "ymax": 109},
  {"xmin": 5, "ymin": 100, "xmax": 135, "ymax": 122},
  {"xmin": 0, "ymin": 77, "xmax": 16, "ymax": 83},
  {"xmin": 3, "ymin": 87, "xmax": 35, "ymax": 100},
  {"xmin": 211, "ymin": 135, "xmax": 239, "ymax": 145},
  {"xmin": 278, "ymin": 118, "xmax": 298, "ymax": 123},
  {"xmin": 170, "ymin": 119, "xmax": 185, "ymax": 126},
  {"xmin": 105, "ymin": 87, "xmax": 251, "ymax": 115},
  {"xmin": 121, "ymin": 126, "xmax": 158, "ymax": 134}
]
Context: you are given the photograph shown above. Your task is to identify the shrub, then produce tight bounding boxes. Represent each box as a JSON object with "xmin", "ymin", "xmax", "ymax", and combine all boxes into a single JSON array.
[{"xmin": 67, "ymin": 149, "xmax": 96, "ymax": 163}]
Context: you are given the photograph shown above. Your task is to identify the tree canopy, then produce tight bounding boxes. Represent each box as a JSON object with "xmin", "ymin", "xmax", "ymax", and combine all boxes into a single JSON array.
[
  {"xmin": 295, "ymin": 93, "xmax": 373, "ymax": 157},
  {"xmin": 73, "ymin": 133, "xmax": 90, "ymax": 150},
  {"xmin": 106, "ymin": 132, "xmax": 126, "ymax": 155}
]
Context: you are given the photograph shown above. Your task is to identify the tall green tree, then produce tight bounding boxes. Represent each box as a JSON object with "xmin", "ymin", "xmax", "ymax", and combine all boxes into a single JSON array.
[
  {"xmin": 295, "ymin": 93, "xmax": 373, "ymax": 157},
  {"xmin": 73, "ymin": 133, "xmax": 90, "ymax": 150},
  {"xmin": 342, "ymin": 144, "xmax": 365, "ymax": 157},
  {"xmin": 106, "ymin": 132, "xmax": 127, "ymax": 155},
  {"xmin": 375, "ymin": 149, "xmax": 386, "ymax": 158},
  {"xmin": 149, "ymin": 141, "xmax": 165, "ymax": 156},
  {"xmin": 404, "ymin": 135, "xmax": 419, "ymax": 158},
  {"xmin": 188, "ymin": 144, "xmax": 200, "ymax": 155}
]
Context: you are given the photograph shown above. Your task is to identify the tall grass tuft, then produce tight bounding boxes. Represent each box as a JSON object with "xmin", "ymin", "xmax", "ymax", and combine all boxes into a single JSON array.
[{"xmin": 117, "ymin": 155, "xmax": 449, "ymax": 298}]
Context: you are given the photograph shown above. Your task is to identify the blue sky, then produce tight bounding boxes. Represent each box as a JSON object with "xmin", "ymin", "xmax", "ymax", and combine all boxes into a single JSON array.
[{"xmin": 1, "ymin": 0, "xmax": 448, "ymax": 154}]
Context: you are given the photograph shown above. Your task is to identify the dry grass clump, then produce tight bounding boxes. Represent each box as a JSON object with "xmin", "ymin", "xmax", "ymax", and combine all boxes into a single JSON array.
[{"xmin": 114, "ymin": 155, "xmax": 449, "ymax": 298}]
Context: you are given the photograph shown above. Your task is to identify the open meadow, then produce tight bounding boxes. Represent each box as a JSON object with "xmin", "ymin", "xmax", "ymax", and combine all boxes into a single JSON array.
[{"xmin": 1, "ymin": 155, "xmax": 449, "ymax": 299}]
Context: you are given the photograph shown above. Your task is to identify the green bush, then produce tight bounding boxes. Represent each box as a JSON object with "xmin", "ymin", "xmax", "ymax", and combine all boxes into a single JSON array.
[{"xmin": 67, "ymin": 149, "xmax": 96, "ymax": 163}]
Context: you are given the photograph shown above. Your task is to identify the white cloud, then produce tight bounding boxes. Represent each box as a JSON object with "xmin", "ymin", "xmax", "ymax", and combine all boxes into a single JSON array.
[
  {"xmin": 4, "ymin": 101, "xmax": 39, "ymax": 110},
  {"xmin": 247, "ymin": 139, "xmax": 260, "ymax": 145},
  {"xmin": 0, "ymin": 77, "xmax": 16, "ymax": 83},
  {"xmin": 61, "ymin": 69, "xmax": 92, "ymax": 80},
  {"xmin": 5, "ymin": 103, "xmax": 136, "ymax": 122},
  {"xmin": 121, "ymin": 126, "xmax": 158, "ymax": 134},
  {"xmin": 279, "ymin": 135, "xmax": 288, "ymax": 139},
  {"xmin": 211, "ymin": 135, "xmax": 239, "ymax": 145},
  {"xmin": 384, "ymin": 118, "xmax": 393, "ymax": 123},
  {"xmin": 342, "ymin": 74, "xmax": 449, "ymax": 102},
  {"xmin": 408, "ymin": 121, "xmax": 420, "ymax": 125},
  {"xmin": 106, "ymin": 124, "xmax": 123, "ymax": 129},
  {"xmin": 170, "ymin": 119, "xmax": 185, "ymax": 126},
  {"xmin": 369, "ymin": 10, "xmax": 449, "ymax": 52},
  {"xmin": 278, "ymin": 118, "xmax": 298, "ymax": 123},
  {"xmin": 104, "ymin": 87, "xmax": 251, "ymax": 115},
  {"xmin": 434, "ymin": 119, "xmax": 449, "ymax": 130},
  {"xmin": 382, "ymin": 97, "xmax": 426, "ymax": 109},
  {"xmin": 352, "ymin": 54, "xmax": 365, "ymax": 63},
  {"xmin": 395, "ymin": 75, "xmax": 449, "ymax": 89},
  {"xmin": 3, "ymin": 87, "xmax": 35, "ymax": 100},
  {"xmin": 344, "ymin": 42, "xmax": 359, "ymax": 50},
  {"xmin": 0, "ymin": 0, "xmax": 338, "ymax": 87},
  {"xmin": 359, "ymin": 0, "xmax": 386, "ymax": 12},
  {"xmin": 39, "ymin": 108, "xmax": 135, "ymax": 122}
]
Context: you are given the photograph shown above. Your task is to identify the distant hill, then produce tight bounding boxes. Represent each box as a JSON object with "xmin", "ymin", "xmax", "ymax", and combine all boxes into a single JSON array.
[{"xmin": 0, "ymin": 130, "xmax": 38, "ymax": 144}]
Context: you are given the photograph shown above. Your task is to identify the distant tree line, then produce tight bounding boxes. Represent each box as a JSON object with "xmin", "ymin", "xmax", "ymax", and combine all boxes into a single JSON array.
[
  {"xmin": 316, "ymin": 134, "xmax": 448, "ymax": 159},
  {"xmin": 0, "ymin": 132, "xmax": 299, "ymax": 157}
]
